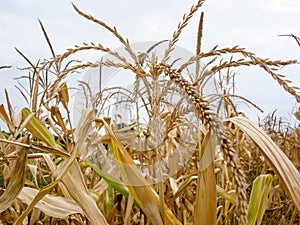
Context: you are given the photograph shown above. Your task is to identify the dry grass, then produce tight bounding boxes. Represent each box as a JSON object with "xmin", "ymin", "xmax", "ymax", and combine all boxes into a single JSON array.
[{"xmin": 1, "ymin": 1, "xmax": 300, "ymax": 224}]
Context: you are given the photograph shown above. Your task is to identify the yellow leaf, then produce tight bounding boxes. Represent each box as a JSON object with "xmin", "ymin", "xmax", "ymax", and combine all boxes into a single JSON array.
[{"xmin": 194, "ymin": 131, "xmax": 217, "ymax": 225}]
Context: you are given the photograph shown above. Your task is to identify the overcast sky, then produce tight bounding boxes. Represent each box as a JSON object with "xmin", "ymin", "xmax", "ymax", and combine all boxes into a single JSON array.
[{"xmin": 1, "ymin": 0, "xmax": 300, "ymax": 123}]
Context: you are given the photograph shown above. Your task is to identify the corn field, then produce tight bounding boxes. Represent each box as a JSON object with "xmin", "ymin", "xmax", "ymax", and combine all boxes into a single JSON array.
[{"xmin": 1, "ymin": 1, "xmax": 300, "ymax": 224}]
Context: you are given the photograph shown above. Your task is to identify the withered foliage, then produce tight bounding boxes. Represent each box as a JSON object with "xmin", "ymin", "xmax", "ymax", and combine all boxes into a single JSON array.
[{"xmin": 1, "ymin": 1, "xmax": 300, "ymax": 225}]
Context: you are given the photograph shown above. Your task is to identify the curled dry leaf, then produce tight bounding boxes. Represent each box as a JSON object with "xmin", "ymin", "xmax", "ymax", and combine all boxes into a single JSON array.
[
  {"xmin": 14, "ymin": 109, "xmax": 109, "ymax": 225},
  {"xmin": 61, "ymin": 162, "xmax": 109, "ymax": 225},
  {"xmin": 0, "ymin": 104, "xmax": 15, "ymax": 133},
  {"xmin": 51, "ymin": 106, "xmax": 67, "ymax": 132},
  {"xmin": 58, "ymin": 82, "xmax": 69, "ymax": 111},
  {"xmin": 0, "ymin": 137, "xmax": 28, "ymax": 212},
  {"xmin": 17, "ymin": 187, "xmax": 84, "ymax": 218},
  {"xmin": 227, "ymin": 116, "xmax": 300, "ymax": 212}
]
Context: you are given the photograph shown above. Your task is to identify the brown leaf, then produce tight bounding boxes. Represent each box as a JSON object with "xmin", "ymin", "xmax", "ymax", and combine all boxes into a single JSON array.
[
  {"xmin": 0, "ymin": 104, "xmax": 15, "ymax": 133},
  {"xmin": 51, "ymin": 106, "xmax": 67, "ymax": 132},
  {"xmin": 0, "ymin": 137, "xmax": 28, "ymax": 212},
  {"xmin": 58, "ymin": 82, "xmax": 69, "ymax": 110}
]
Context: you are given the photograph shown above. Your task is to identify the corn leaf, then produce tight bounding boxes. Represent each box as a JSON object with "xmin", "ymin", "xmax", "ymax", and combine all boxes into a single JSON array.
[
  {"xmin": 50, "ymin": 106, "xmax": 66, "ymax": 132},
  {"xmin": 43, "ymin": 153, "xmax": 109, "ymax": 225},
  {"xmin": 13, "ymin": 138, "xmax": 79, "ymax": 225},
  {"xmin": 15, "ymin": 109, "xmax": 109, "ymax": 225},
  {"xmin": 17, "ymin": 187, "xmax": 84, "ymax": 218},
  {"xmin": 80, "ymin": 161, "xmax": 133, "ymax": 203},
  {"xmin": 0, "ymin": 137, "xmax": 69, "ymax": 158},
  {"xmin": 228, "ymin": 116, "xmax": 300, "ymax": 212},
  {"xmin": 31, "ymin": 68, "xmax": 40, "ymax": 113},
  {"xmin": 194, "ymin": 132, "xmax": 217, "ymax": 225},
  {"xmin": 61, "ymin": 161, "xmax": 109, "ymax": 225},
  {"xmin": 0, "ymin": 138, "xmax": 28, "ymax": 212},
  {"xmin": 103, "ymin": 186, "xmax": 114, "ymax": 217},
  {"xmin": 58, "ymin": 82, "xmax": 69, "ymax": 110},
  {"xmin": 4, "ymin": 89, "xmax": 15, "ymax": 132},
  {"xmin": 21, "ymin": 108, "xmax": 58, "ymax": 149},
  {"xmin": 54, "ymin": 109, "xmax": 109, "ymax": 225},
  {"xmin": 101, "ymin": 118, "xmax": 182, "ymax": 225},
  {"xmin": 0, "ymin": 104, "xmax": 15, "ymax": 133},
  {"xmin": 247, "ymin": 174, "xmax": 273, "ymax": 225}
]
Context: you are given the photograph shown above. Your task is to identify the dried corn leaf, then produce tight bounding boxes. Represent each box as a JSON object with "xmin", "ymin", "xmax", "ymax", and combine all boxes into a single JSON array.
[
  {"xmin": 54, "ymin": 109, "xmax": 109, "ymax": 225},
  {"xmin": 29, "ymin": 208, "xmax": 41, "ymax": 225},
  {"xmin": 27, "ymin": 164, "xmax": 39, "ymax": 187},
  {"xmin": 14, "ymin": 110, "xmax": 109, "ymax": 225},
  {"xmin": 58, "ymin": 82, "xmax": 69, "ymax": 110},
  {"xmin": 194, "ymin": 132, "xmax": 217, "ymax": 225},
  {"xmin": 4, "ymin": 89, "xmax": 14, "ymax": 130},
  {"xmin": 108, "ymin": 133, "xmax": 163, "ymax": 225},
  {"xmin": 61, "ymin": 162, "xmax": 109, "ymax": 225},
  {"xmin": 0, "ymin": 138, "xmax": 69, "ymax": 157},
  {"xmin": 228, "ymin": 116, "xmax": 300, "ymax": 212},
  {"xmin": 101, "ymin": 118, "xmax": 182, "ymax": 225},
  {"xmin": 14, "ymin": 147, "xmax": 108, "ymax": 225},
  {"xmin": 45, "ymin": 155, "xmax": 109, "ymax": 225},
  {"xmin": 74, "ymin": 109, "xmax": 96, "ymax": 149},
  {"xmin": 0, "ymin": 104, "xmax": 15, "ymax": 133},
  {"xmin": 31, "ymin": 70, "xmax": 40, "ymax": 113},
  {"xmin": 0, "ymin": 138, "xmax": 28, "ymax": 212},
  {"xmin": 247, "ymin": 174, "xmax": 273, "ymax": 225},
  {"xmin": 17, "ymin": 187, "xmax": 84, "ymax": 218},
  {"xmin": 124, "ymin": 194, "xmax": 134, "ymax": 225},
  {"xmin": 13, "ymin": 138, "xmax": 79, "ymax": 225},
  {"xmin": 51, "ymin": 106, "xmax": 66, "ymax": 132}
]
